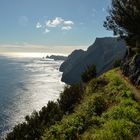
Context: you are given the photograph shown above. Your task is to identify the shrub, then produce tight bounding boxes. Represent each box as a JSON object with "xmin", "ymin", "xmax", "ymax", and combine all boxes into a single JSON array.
[
  {"xmin": 91, "ymin": 95, "xmax": 107, "ymax": 116},
  {"xmin": 6, "ymin": 101, "xmax": 62, "ymax": 140},
  {"xmin": 79, "ymin": 94, "xmax": 107, "ymax": 117},
  {"xmin": 94, "ymin": 98, "xmax": 140, "ymax": 140},
  {"xmin": 107, "ymin": 76, "xmax": 133, "ymax": 98},
  {"xmin": 85, "ymin": 77, "xmax": 108, "ymax": 95},
  {"xmin": 93, "ymin": 119, "xmax": 139, "ymax": 140},
  {"xmin": 43, "ymin": 114, "xmax": 84, "ymax": 140},
  {"xmin": 103, "ymin": 104, "xmax": 140, "ymax": 124},
  {"xmin": 58, "ymin": 84, "xmax": 82, "ymax": 113},
  {"xmin": 39, "ymin": 101, "xmax": 63, "ymax": 127}
]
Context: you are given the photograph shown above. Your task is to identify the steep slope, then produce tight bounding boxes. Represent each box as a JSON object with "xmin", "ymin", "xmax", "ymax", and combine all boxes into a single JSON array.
[
  {"xmin": 60, "ymin": 37, "xmax": 126, "ymax": 85},
  {"xmin": 6, "ymin": 69, "xmax": 140, "ymax": 140},
  {"xmin": 118, "ymin": 70, "xmax": 140, "ymax": 103},
  {"xmin": 42, "ymin": 69, "xmax": 140, "ymax": 140}
]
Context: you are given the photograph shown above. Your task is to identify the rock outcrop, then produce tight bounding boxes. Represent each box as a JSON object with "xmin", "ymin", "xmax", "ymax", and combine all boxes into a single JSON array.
[
  {"xmin": 121, "ymin": 54, "xmax": 140, "ymax": 86},
  {"xmin": 60, "ymin": 37, "xmax": 126, "ymax": 85},
  {"xmin": 46, "ymin": 55, "xmax": 67, "ymax": 61}
]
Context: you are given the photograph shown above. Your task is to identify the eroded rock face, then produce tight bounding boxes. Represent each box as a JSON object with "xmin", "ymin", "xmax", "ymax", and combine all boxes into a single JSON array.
[
  {"xmin": 121, "ymin": 54, "xmax": 140, "ymax": 86},
  {"xmin": 60, "ymin": 37, "xmax": 126, "ymax": 85},
  {"xmin": 46, "ymin": 55, "xmax": 67, "ymax": 61}
]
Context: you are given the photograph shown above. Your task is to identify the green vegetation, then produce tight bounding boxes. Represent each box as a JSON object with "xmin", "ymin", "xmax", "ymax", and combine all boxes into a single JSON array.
[
  {"xmin": 58, "ymin": 84, "xmax": 83, "ymax": 114},
  {"xmin": 6, "ymin": 85, "xmax": 82, "ymax": 140},
  {"xmin": 6, "ymin": 69, "xmax": 140, "ymax": 140},
  {"xmin": 104, "ymin": 0, "xmax": 140, "ymax": 87},
  {"xmin": 41, "ymin": 69, "xmax": 140, "ymax": 140},
  {"xmin": 104, "ymin": 0, "xmax": 140, "ymax": 48},
  {"xmin": 6, "ymin": 1, "xmax": 140, "ymax": 139},
  {"xmin": 6, "ymin": 101, "xmax": 63, "ymax": 140}
]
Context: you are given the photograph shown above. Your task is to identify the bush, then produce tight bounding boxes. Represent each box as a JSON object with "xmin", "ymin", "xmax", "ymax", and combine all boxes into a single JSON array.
[
  {"xmin": 81, "ymin": 64, "xmax": 97, "ymax": 83},
  {"xmin": 85, "ymin": 77, "xmax": 108, "ymax": 95},
  {"xmin": 103, "ymin": 104, "xmax": 140, "ymax": 123},
  {"xmin": 43, "ymin": 114, "xmax": 84, "ymax": 140},
  {"xmin": 107, "ymin": 75, "xmax": 133, "ymax": 98},
  {"xmin": 93, "ymin": 98, "xmax": 140, "ymax": 140},
  {"xmin": 91, "ymin": 95, "xmax": 107, "ymax": 116},
  {"xmin": 58, "ymin": 84, "xmax": 82, "ymax": 113},
  {"xmin": 93, "ymin": 119, "xmax": 139, "ymax": 140},
  {"xmin": 6, "ymin": 101, "xmax": 62, "ymax": 140},
  {"xmin": 6, "ymin": 84, "xmax": 82, "ymax": 139},
  {"xmin": 39, "ymin": 101, "xmax": 63, "ymax": 127}
]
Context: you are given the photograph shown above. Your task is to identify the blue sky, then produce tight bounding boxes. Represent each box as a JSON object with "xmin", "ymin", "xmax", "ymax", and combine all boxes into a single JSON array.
[{"xmin": 0, "ymin": 0, "xmax": 112, "ymax": 54}]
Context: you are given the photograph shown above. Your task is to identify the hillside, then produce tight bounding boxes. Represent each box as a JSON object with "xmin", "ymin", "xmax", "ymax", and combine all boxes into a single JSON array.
[
  {"xmin": 6, "ymin": 69, "xmax": 140, "ymax": 140},
  {"xmin": 41, "ymin": 69, "xmax": 140, "ymax": 140},
  {"xmin": 60, "ymin": 37, "xmax": 126, "ymax": 85}
]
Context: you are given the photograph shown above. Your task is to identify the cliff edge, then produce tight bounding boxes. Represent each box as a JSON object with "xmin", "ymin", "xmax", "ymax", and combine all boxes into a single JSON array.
[{"xmin": 60, "ymin": 37, "xmax": 126, "ymax": 85}]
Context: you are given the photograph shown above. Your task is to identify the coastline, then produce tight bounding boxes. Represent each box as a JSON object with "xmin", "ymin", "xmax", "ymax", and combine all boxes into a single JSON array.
[{"xmin": 0, "ymin": 55, "xmax": 65, "ymax": 138}]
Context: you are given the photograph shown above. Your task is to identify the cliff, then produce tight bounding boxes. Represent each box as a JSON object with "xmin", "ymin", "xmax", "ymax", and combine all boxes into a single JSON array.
[{"xmin": 60, "ymin": 37, "xmax": 126, "ymax": 85}]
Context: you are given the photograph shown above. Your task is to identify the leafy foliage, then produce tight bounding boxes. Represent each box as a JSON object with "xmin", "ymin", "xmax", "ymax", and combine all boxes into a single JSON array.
[
  {"xmin": 58, "ymin": 84, "xmax": 83, "ymax": 113},
  {"xmin": 93, "ymin": 99, "xmax": 140, "ymax": 140},
  {"xmin": 6, "ymin": 101, "xmax": 62, "ymax": 140},
  {"xmin": 43, "ymin": 114, "xmax": 84, "ymax": 140},
  {"xmin": 6, "ymin": 84, "xmax": 83, "ymax": 140},
  {"xmin": 93, "ymin": 119, "xmax": 138, "ymax": 140},
  {"xmin": 104, "ymin": 0, "xmax": 140, "ymax": 43}
]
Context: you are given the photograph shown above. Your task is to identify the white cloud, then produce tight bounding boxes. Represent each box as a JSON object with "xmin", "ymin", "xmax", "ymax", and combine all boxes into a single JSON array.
[
  {"xmin": 62, "ymin": 26, "xmax": 72, "ymax": 30},
  {"xmin": 52, "ymin": 17, "xmax": 64, "ymax": 25},
  {"xmin": 46, "ymin": 20, "xmax": 55, "ymax": 27},
  {"xmin": 63, "ymin": 20, "xmax": 74, "ymax": 26},
  {"xmin": 46, "ymin": 17, "xmax": 64, "ymax": 27},
  {"xmin": 36, "ymin": 17, "xmax": 74, "ymax": 34},
  {"xmin": 45, "ymin": 28, "xmax": 50, "ymax": 33},
  {"xmin": 36, "ymin": 22, "xmax": 42, "ymax": 28},
  {"xmin": 46, "ymin": 17, "xmax": 74, "ymax": 30}
]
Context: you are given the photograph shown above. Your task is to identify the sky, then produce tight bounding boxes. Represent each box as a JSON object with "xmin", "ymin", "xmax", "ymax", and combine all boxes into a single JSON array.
[{"xmin": 0, "ymin": 0, "xmax": 112, "ymax": 54}]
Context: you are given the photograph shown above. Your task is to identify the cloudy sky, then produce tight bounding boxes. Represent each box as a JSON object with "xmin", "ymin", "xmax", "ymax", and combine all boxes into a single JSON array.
[{"xmin": 0, "ymin": 0, "xmax": 112, "ymax": 54}]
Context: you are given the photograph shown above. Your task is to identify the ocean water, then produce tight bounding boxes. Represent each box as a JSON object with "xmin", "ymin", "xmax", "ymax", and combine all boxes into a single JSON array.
[{"xmin": 0, "ymin": 54, "xmax": 65, "ymax": 138}]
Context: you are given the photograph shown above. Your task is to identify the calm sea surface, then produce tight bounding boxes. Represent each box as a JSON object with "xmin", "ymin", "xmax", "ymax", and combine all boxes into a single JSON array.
[{"xmin": 0, "ymin": 54, "xmax": 65, "ymax": 138}]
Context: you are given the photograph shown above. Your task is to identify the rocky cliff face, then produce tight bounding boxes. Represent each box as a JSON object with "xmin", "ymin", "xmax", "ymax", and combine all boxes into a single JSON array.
[
  {"xmin": 60, "ymin": 37, "xmax": 126, "ymax": 85},
  {"xmin": 121, "ymin": 54, "xmax": 140, "ymax": 86},
  {"xmin": 46, "ymin": 55, "xmax": 67, "ymax": 61},
  {"xmin": 60, "ymin": 49, "xmax": 85, "ymax": 72}
]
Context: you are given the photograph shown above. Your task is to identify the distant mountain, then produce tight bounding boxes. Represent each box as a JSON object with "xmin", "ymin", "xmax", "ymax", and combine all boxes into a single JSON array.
[
  {"xmin": 60, "ymin": 37, "xmax": 126, "ymax": 85},
  {"xmin": 46, "ymin": 55, "xmax": 67, "ymax": 61}
]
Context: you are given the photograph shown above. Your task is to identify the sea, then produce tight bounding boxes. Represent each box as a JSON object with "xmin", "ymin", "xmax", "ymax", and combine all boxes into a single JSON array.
[{"xmin": 0, "ymin": 53, "xmax": 65, "ymax": 139}]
